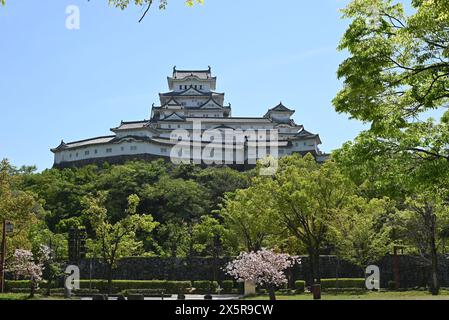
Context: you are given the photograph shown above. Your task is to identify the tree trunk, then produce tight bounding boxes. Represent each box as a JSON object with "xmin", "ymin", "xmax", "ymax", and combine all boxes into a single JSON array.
[
  {"xmin": 46, "ymin": 278, "xmax": 52, "ymax": 296},
  {"xmin": 429, "ymin": 230, "xmax": 439, "ymax": 295},
  {"xmin": 107, "ymin": 265, "xmax": 114, "ymax": 294},
  {"xmin": 268, "ymin": 285, "xmax": 276, "ymax": 301},
  {"xmin": 308, "ymin": 249, "xmax": 321, "ymax": 284},
  {"xmin": 428, "ymin": 206, "xmax": 440, "ymax": 295},
  {"xmin": 29, "ymin": 280, "xmax": 36, "ymax": 299}
]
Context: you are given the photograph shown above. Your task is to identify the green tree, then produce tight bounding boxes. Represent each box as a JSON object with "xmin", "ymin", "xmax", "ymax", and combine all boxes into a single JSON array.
[
  {"xmin": 396, "ymin": 192, "xmax": 449, "ymax": 294},
  {"xmin": 83, "ymin": 192, "xmax": 158, "ymax": 293},
  {"xmin": 140, "ymin": 175, "xmax": 210, "ymax": 223},
  {"xmin": 327, "ymin": 196, "xmax": 393, "ymax": 270},
  {"xmin": 192, "ymin": 216, "xmax": 227, "ymax": 255},
  {"xmin": 335, "ymin": 0, "xmax": 449, "ymax": 138},
  {"xmin": 0, "ymin": 159, "xmax": 39, "ymax": 229},
  {"xmin": 334, "ymin": 0, "xmax": 449, "ymax": 294},
  {"xmin": 272, "ymin": 154, "xmax": 354, "ymax": 283},
  {"xmin": 0, "ymin": 159, "xmax": 41, "ymax": 291},
  {"xmin": 220, "ymin": 178, "xmax": 280, "ymax": 252},
  {"xmin": 155, "ymin": 220, "xmax": 190, "ymax": 257},
  {"xmin": 192, "ymin": 216, "xmax": 231, "ymax": 281},
  {"xmin": 195, "ymin": 167, "xmax": 252, "ymax": 210}
]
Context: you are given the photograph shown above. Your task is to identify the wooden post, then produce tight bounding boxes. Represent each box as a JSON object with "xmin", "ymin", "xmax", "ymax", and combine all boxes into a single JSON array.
[
  {"xmin": 392, "ymin": 246, "xmax": 401, "ymax": 290},
  {"xmin": 0, "ymin": 220, "xmax": 6, "ymax": 293}
]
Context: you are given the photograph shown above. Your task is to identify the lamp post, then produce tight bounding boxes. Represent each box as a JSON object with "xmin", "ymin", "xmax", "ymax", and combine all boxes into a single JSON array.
[{"xmin": 0, "ymin": 220, "xmax": 13, "ymax": 293}]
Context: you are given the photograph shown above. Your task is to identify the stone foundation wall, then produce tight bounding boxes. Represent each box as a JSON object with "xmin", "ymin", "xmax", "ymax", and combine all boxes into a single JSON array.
[{"xmin": 75, "ymin": 255, "xmax": 449, "ymax": 288}]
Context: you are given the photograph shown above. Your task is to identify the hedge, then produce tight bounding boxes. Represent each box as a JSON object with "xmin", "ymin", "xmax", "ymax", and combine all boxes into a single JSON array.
[
  {"xmin": 192, "ymin": 281, "xmax": 218, "ymax": 294},
  {"xmin": 220, "ymin": 281, "xmax": 234, "ymax": 294},
  {"xmin": 5, "ymin": 280, "xmax": 33, "ymax": 291},
  {"xmin": 5, "ymin": 280, "xmax": 59, "ymax": 291},
  {"xmin": 79, "ymin": 280, "xmax": 192, "ymax": 293},
  {"xmin": 320, "ymin": 278, "xmax": 366, "ymax": 290},
  {"xmin": 8, "ymin": 287, "xmax": 100, "ymax": 296},
  {"xmin": 121, "ymin": 289, "xmax": 172, "ymax": 297},
  {"xmin": 295, "ymin": 280, "xmax": 305, "ymax": 293},
  {"xmin": 6, "ymin": 279, "xmax": 230, "ymax": 294}
]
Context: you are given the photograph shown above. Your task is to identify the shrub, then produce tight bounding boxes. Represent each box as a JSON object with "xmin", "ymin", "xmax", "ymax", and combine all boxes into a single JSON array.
[
  {"xmin": 79, "ymin": 280, "xmax": 191, "ymax": 294},
  {"xmin": 295, "ymin": 280, "xmax": 305, "ymax": 293},
  {"xmin": 5, "ymin": 280, "xmax": 58, "ymax": 292},
  {"xmin": 220, "ymin": 281, "xmax": 234, "ymax": 294},
  {"xmin": 5, "ymin": 280, "xmax": 32, "ymax": 290},
  {"xmin": 231, "ymin": 288, "xmax": 240, "ymax": 295},
  {"xmin": 320, "ymin": 278, "xmax": 366, "ymax": 290},
  {"xmin": 164, "ymin": 281, "xmax": 191, "ymax": 294},
  {"xmin": 121, "ymin": 289, "xmax": 172, "ymax": 297},
  {"xmin": 10, "ymin": 288, "xmax": 35, "ymax": 294},
  {"xmin": 388, "ymin": 281, "xmax": 397, "ymax": 291},
  {"xmin": 193, "ymin": 281, "xmax": 218, "ymax": 294}
]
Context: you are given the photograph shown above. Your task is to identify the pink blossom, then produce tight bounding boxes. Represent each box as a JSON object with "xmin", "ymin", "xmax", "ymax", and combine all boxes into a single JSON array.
[
  {"xmin": 7, "ymin": 246, "xmax": 51, "ymax": 288},
  {"xmin": 226, "ymin": 249, "xmax": 300, "ymax": 287}
]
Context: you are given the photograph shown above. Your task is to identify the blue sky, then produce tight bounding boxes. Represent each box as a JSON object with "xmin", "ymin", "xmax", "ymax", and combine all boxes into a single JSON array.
[{"xmin": 0, "ymin": 0, "xmax": 366, "ymax": 170}]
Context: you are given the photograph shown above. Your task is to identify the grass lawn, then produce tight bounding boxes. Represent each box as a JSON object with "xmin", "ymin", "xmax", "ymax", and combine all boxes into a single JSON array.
[
  {"xmin": 0, "ymin": 293, "xmax": 69, "ymax": 301},
  {"xmin": 246, "ymin": 290, "xmax": 449, "ymax": 300},
  {"xmin": 0, "ymin": 293, "xmax": 30, "ymax": 300}
]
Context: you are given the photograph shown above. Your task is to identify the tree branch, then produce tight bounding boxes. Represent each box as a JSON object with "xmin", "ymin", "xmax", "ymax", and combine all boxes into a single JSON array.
[{"xmin": 139, "ymin": 0, "xmax": 153, "ymax": 23}]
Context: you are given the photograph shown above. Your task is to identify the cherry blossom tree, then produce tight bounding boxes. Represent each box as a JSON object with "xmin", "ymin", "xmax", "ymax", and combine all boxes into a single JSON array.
[
  {"xmin": 226, "ymin": 249, "xmax": 300, "ymax": 300},
  {"xmin": 7, "ymin": 245, "xmax": 50, "ymax": 297}
]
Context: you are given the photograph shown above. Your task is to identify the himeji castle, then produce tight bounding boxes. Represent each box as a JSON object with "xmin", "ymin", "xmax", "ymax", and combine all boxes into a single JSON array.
[{"xmin": 51, "ymin": 67, "xmax": 328, "ymax": 169}]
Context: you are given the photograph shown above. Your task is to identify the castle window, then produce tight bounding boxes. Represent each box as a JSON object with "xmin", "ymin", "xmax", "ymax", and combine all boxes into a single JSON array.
[
  {"xmin": 179, "ymin": 85, "xmax": 182, "ymax": 90},
  {"xmin": 121, "ymin": 146, "xmax": 124, "ymax": 151},
  {"xmin": 95, "ymin": 149, "xmax": 98, "ymax": 154},
  {"xmin": 69, "ymin": 154, "xmax": 72, "ymax": 158},
  {"xmin": 131, "ymin": 146, "xmax": 137, "ymax": 151},
  {"xmin": 200, "ymin": 85, "xmax": 203, "ymax": 90},
  {"xmin": 161, "ymin": 148, "xmax": 167, "ymax": 153},
  {"xmin": 76, "ymin": 153, "xmax": 79, "ymax": 157},
  {"xmin": 106, "ymin": 148, "xmax": 112, "ymax": 153}
]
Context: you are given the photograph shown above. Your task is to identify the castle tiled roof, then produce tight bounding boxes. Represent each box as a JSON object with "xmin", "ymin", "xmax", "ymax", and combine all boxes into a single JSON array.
[
  {"xmin": 111, "ymin": 120, "xmax": 151, "ymax": 131},
  {"xmin": 172, "ymin": 66, "xmax": 213, "ymax": 80},
  {"xmin": 268, "ymin": 102, "xmax": 295, "ymax": 113},
  {"xmin": 159, "ymin": 87, "xmax": 224, "ymax": 98},
  {"xmin": 51, "ymin": 135, "xmax": 116, "ymax": 152}
]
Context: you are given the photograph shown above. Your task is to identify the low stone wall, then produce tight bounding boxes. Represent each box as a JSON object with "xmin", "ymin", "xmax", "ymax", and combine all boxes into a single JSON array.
[{"xmin": 76, "ymin": 255, "xmax": 449, "ymax": 288}]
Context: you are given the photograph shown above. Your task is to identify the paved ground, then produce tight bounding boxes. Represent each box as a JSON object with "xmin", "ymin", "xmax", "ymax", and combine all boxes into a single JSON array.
[{"xmin": 80, "ymin": 294, "xmax": 241, "ymax": 301}]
